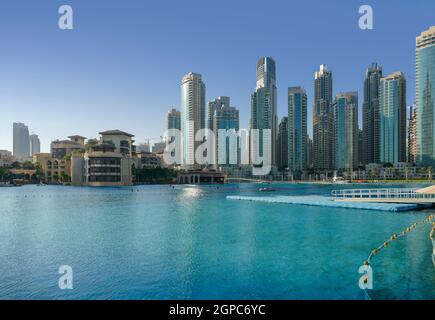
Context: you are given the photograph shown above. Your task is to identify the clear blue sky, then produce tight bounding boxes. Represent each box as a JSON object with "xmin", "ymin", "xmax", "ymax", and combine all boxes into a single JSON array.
[{"xmin": 0, "ymin": 0, "xmax": 434, "ymax": 152}]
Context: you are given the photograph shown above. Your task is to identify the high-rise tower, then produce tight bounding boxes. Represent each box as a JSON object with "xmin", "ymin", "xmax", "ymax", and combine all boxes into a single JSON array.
[
  {"xmin": 13, "ymin": 122, "xmax": 30, "ymax": 161},
  {"xmin": 416, "ymin": 26, "xmax": 435, "ymax": 165},
  {"xmin": 362, "ymin": 63, "xmax": 382, "ymax": 165},
  {"xmin": 288, "ymin": 87, "xmax": 307, "ymax": 173},
  {"xmin": 180, "ymin": 72, "xmax": 206, "ymax": 168},
  {"xmin": 333, "ymin": 92, "xmax": 358, "ymax": 170},
  {"xmin": 29, "ymin": 134, "xmax": 41, "ymax": 156},
  {"xmin": 313, "ymin": 64, "xmax": 333, "ymax": 170},
  {"xmin": 250, "ymin": 57, "xmax": 277, "ymax": 167},
  {"xmin": 379, "ymin": 72, "xmax": 407, "ymax": 164}
]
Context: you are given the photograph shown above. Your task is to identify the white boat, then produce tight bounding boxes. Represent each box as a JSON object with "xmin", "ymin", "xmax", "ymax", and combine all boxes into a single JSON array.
[{"xmin": 259, "ymin": 187, "xmax": 276, "ymax": 192}]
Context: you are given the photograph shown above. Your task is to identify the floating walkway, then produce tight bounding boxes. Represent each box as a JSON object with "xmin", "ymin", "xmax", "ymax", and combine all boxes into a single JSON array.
[{"xmin": 226, "ymin": 195, "xmax": 426, "ymax": 212}]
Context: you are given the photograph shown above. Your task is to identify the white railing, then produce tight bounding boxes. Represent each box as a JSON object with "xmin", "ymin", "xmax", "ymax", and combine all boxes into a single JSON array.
[{"xmin": 331, "ymin": 188, "xmax": 435, "ymax": 199}]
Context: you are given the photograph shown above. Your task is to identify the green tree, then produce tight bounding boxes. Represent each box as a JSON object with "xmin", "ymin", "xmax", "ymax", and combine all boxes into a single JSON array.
[
  {"xmin": 10, "ymin": 161, "xmax": 21, "ymax": 168},
  {"xmin": 21, "ymin": 161, "xmax": 35, "ymax": 170},
  {"xmin": 60, "ymin": 172, "xmax": 70, "ymax": 183},
  {"xmin": 85, "ymin": 138, "xmax": 99, "ymax": 151},
  {"xmin": 370, "ymin": 167, "xmax": 378, "ymax": 180},
  {"xmin": 0, "ymin": 167, "xmax": 10, "ymax": 182}
]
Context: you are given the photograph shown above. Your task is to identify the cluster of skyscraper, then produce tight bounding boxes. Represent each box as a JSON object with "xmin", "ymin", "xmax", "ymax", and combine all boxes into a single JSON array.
[
  {"xmin": 12, "ymin": 122, "xmax": 40, "ymax": 161},
  {"xmin": 165, "ymin": 26, "xmax": 434, "ymax": 175}
]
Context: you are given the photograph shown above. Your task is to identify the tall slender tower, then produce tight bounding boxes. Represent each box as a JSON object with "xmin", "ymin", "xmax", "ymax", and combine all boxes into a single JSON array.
[
  {"xmin": 362, "ymin": 63, "xmax": 383, "ymax": 165},
  {"xmin": 288, "ymin": 87, "xmax": 307, "ymax": 173},
  {"xmin": 13, "ymin": 122, "xmax": 30, "ymax": 161},
  {"xmin": 180, "ymin": 72, "xmax": 206, "ymax": 168},
  {"xmin": 29, "ymin": 134, "xmax": 41, "ymax": 155},
  {"xmin": 250, "ymin": 57, "xmax": 277, "ymax": 167},
  {"xmin": 379, "ymin": 72, "xmax": 407, "ymax": 164},
  {"xmin": 333, "ymin": 92, "xmax": 358, "ymax": 170},
  {"xmin": 416, "ymin": 26, "xmax": 435, "ymax": 166},
  {"xmin": 313, "ymin": 64, "xmax": 333, "ymax": 170}
]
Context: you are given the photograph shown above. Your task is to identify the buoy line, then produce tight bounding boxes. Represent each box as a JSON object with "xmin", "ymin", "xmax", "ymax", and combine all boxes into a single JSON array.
[
  {"xmin": 364, "ymin": 214, "xmax": 434, "ymax": 266},
  {"xmin": 430, "ymin": 222, "xmax": 435, "ymax": 267},
  {"xmin": 359, "ymin": 214, "xmax": 435, "ymax": 299}
]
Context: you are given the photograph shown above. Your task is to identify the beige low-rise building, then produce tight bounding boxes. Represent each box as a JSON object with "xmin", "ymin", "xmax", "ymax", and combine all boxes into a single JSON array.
[
  {"xmin": 71, "ymin": 143, "xmax": 133, "ymax": 186},
  {"xmin": 99, "ymin": 130, "xmax": 134, "ymax": 156},
  {"xmin": 0, "ymin": 150, "xmax": 14, "ymax": 167},
  {"xmin": 33, "ymin": 131, "xmax": 134, "ymax": 186},
  {"xmin": 136, "ymin": 152, "xmax": 163, "ymax": 169},
  {"xmin": 33, "ymin": 153, "xmax": 71, "ymax": 183},
  {"xmin": 51, "ymin": 135, "xmax": 86, "ymax": 159}
]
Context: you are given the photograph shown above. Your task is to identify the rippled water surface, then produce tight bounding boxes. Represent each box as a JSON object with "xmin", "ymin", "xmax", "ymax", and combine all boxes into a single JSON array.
[{"xmin": 0, "ymin": 183, "xmax": 434, "ymax": 299}]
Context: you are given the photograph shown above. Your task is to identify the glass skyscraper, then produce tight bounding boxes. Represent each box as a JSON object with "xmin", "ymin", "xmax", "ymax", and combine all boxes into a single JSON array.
[
  {"xmin": 379, "ymin": 72, "xmax": 407, "ymax": 164},
  {"xmin": 208, "ymin": 96, "xmax": 230, "ymax": 131},
  {"xmin": 333, "ymin": 92, "xmax": 358, "ymax": 170},
  {"xmin": 167, "ymin": 108, "xmax": 181, "ymax": 159},
  {"xmin": 288, "ymin": 87, "xmax": 307, "ymax": 173},
  {"xmin": 180, "ymin": 72, "xmax": 205, "ymax": 168},
  {"xmin": 167, "ymin": 108, "xmax": 181, "ymax": 131},
  {"xmin": 13, "ymin": 122, "xmax": 30, "ymax": 161},
  {"xmin": 250, "ymin": 57, "xmax": 277, "ymax": 167},
  {"xmin": 416, "ymin": 26, "xmax": 435, "ymax": 165},
  {"xmin": 362, "ymin": 63, "xmax": 382, "ymax": 165},
  {"xmin": 29, "ymin": 134, "xmax": 40, "ymax": 156},
  {"xmin": 313, "ymin": 64, "xmax": 333, "ymax": 170},
  {"xmin": 213, "ymin": 101, "xmax": 239, "ymax": 168}
]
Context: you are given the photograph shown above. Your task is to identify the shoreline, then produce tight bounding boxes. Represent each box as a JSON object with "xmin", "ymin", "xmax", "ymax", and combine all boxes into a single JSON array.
[{"xmin": 3, "ymin": 180, "xmax": 434, "ymax": 188}]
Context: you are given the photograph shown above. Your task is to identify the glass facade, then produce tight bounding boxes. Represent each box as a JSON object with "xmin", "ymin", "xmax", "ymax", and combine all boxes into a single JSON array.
[
  {"xmin": 214, "ymin": 103, "xmax": 239, "ymax": 167},
  {"xmin": 251, "ymin": 57, "xmax": 277, "ymax": 166},
  {"xmin": 250, "ymin": 88, "xmax": 271, "ymax": 160},
  {"xmin": 362, "ymin": 63, "xmax": 382, "ymax": 165},
  {"xmin": 167, "ymin": 108, "xmax": 181, "ymax": 131},
  {"xmin": 379, "ymin": 72, "xmax": 407, "ymax": 164},
  {"xmin": 333, "ymin": 92, "xmax": 358, "ymax": 170},
  {"xmin": 313, "ymin": 65, "xmax": 333, "ymax": 170},
  {"xmin": 180, "ymin": 72, "xmax": 205, "ymax": 167},
  {"xmin": 288, "ymin": 87, "xmax": 307, "ymax": 172},
  {"xmin": 208, "ymin": 96, "xmax": 230, "ymax": 131},
  {"xmin": 416, "ymin": 26, "xmax": 435, "ymax": 165}
]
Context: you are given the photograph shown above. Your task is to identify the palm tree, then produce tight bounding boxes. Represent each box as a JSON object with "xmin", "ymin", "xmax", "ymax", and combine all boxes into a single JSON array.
[
  {"xmin": 418, "ymin": 166, "xmax": 426, "ymax": 179},
  {"xmin": 404, "ymin": 166, "xmax": 409, "ymax": 181},
  {"xmin": 427, "ymin": 166, "xmax": 433, "ymax": 182},
  {"xmin": 370, "ymin": 167, "xmax": 378, "ymax": 181}
]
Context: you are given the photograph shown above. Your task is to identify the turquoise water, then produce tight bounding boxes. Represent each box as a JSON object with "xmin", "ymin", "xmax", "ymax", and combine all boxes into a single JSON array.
[{"xmin": 0, "ymin": 183, "xmax": 434, "ymax": 300}]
